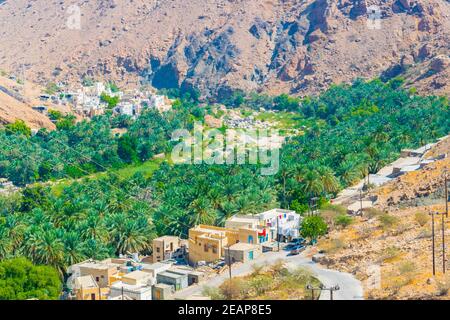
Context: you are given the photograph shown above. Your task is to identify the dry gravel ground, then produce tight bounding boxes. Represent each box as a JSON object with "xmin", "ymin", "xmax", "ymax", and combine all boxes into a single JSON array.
[{"xmin": 317, "ymin": 138, "xmax": 450, "ymax": 300}]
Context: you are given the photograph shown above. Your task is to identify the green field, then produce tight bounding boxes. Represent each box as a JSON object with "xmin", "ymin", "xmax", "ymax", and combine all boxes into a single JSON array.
[{"xmin": 50, "ymin": 157, "xmax": 164, "ymax": 196}]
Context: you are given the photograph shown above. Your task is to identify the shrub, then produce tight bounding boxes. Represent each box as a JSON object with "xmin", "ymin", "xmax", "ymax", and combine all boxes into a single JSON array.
[
  {"xmin": 334, "ymin": 215, "xmax": 353, "ymax": 229},
  {"xmin": 379, "ymin": 246, "xmax": 401, "ymax": 263},
  {"xmin": 0, "ymin": 257, "xmax": 61, "ymax": 300},
  {"xmin": 378, "ymin": 213, "xmax": 399, "ymax": 230},
  {"xmin": 5, "ymin": 120, "xmax": 31, "ymax": 137},
  {"xmin": 414, "ymin": 212, "xmax": 429, "ymax": 227},
  {"xmin": 398, "ymin": 261, "xmax": 416, "ymax": 275},
  {"xmin": 301, "ymin": 216, "xmax": 328, "ymax": 242},
  {"xmin": 357, "ymin": 226, "xmax": 374, "ymax": 240},
  {"xmin": 364, "ymin": 208, "xmax": 383, "ymax": 219}
]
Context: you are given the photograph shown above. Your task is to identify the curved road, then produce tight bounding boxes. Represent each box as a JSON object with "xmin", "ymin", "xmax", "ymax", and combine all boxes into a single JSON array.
[{"xmin": 173, "ymin": 248, "xmax": 363, "ymax": 300}]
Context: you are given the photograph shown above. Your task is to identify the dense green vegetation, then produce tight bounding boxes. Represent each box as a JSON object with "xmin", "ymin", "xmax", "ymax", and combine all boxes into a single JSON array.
[
  {"xmin": 0, "ymin": 257, "xmax": 61, "ymax": 300},
  {"xmin": 0, "ymin": 101, "xmax": 197, "ymax": 186},
  {"xmin": 0, "ymin": 79, "xmax": 448, "ymax": 276},
  {"xmin": 0, "ymin": 174, "xmax": 155, "ymax": 275}
]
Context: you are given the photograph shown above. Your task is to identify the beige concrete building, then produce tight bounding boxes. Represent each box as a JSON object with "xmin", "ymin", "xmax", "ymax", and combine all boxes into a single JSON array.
[
  {"xmin": 188, "ymin": 225, "xmax": 239, "ymax": 265},
  {"xmin": 73, "ymin": 275, "xmax": 109, "ymax": 300},
  {"xmin": 152, "ymin": 236, "xmax": 187, "ymax": 262},
  {"xmin": 78, "ymin": 261, "xmax": 120, "ymax": 288},
  {"xmin": 121, "ymin": 270, "xmax": 155, "ymax": 286},
  {"xmin": 224, "ymin": 243, "xmax": 261, "ymax": 264}
]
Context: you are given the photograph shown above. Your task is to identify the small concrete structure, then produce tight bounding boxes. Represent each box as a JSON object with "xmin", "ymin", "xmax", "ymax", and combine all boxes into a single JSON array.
[
  {"xmin": 141, "ymin": 262, "xmax": 172, "ymax": 278},
  {"xmin": 169, "ymin": 267, "xmax": 205, "ymax": 286},
  {"xmin": 152, "ymin": 283, "xmax": 174, "ymax": 300},
  {"xmin": 121, "ymin": 270, "xmax": 155, "ymax": 286},
  {"xmin": 224, "ymin": 243, "xmax": 261, "ymax": 264},
  {"xmin": 109, "ymin": 281, "xmax": 153, "ymax": 300},
  {"xmin": 157, "ymin": 271, "xmax": 189, "ymax": 291}
]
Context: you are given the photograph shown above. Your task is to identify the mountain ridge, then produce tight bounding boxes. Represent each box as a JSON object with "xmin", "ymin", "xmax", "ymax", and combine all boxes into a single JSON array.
[{"xmin": 0, "ymin": 0, "xmax": 449, "ymax": 99}]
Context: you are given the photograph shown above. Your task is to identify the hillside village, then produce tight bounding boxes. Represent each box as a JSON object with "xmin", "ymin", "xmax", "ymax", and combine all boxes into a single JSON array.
[
  {"xmin": 63, "ymin": 135, "xmax": 450, "ymax": 301},
  {"xmin": 35, "ymin": 81, "xmax": 173, "ymax": 119},
  {"xmin": 65, "ymin": 209, "xmax": 302, "ymax": 300}
]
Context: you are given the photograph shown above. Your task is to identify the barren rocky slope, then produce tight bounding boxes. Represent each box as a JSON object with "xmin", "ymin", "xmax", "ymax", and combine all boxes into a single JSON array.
[
  {"xmin": 316, "ymin": 137, "xmax": 450, "ymax": 300},
  {"xmin": 0, "ymin": 76, "xmax": 71, "ymax": 129},
  {"xmin": 0, "ymin": 0, "xmax": 449, "ymax": 99}
]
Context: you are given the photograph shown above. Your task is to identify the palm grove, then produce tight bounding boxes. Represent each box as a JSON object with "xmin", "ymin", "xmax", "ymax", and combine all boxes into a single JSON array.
[{"xmin": 0, "ymin": 79, "xmax": 448, "ymax": 292}]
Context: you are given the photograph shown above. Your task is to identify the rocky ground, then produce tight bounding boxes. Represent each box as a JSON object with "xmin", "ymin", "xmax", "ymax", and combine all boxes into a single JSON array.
[
  {"xmin": 0, "ymin": 75, "xmax": 69, "ymax": 129},
  {"xmin": 0, "ymin": 0, "xmax": 449, "ymax": 99},
  {"xmin": 316, "ymin": 137, "xmax": 450, "ymax": 300}
]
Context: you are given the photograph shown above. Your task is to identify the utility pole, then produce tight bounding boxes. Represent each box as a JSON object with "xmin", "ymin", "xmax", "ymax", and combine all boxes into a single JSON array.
[
  {"xmin": 442, "ymin": 212, "xmax": 446, "ymax": 274},
  {"xmin": 307, "ymin": 284, "xmax": 340, "ymax": 300},
  {"xmin": 431, "ymin": 211, "xmax": 436, "ymax": 276},
  {"xmin": 227, "ymin": 246, "xmax": 232, "ymax": 280},
  {"xmin": 445, "ymin": 174, "xmax": 448, "ymax": 218},
  {"xmin": 360, "ymin": 188, "xmax": 363, "ymax": 217},
  {"xmin": 277, "ymin": 216, "xmax": 280, "ymax": 252}
]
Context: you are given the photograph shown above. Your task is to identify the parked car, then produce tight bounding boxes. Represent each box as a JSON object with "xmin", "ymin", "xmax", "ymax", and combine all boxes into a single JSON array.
[
  {"xmin": 291, "ymin": 237, "xmax": 306, "ymax": 245},
  {"xmin": 289, "ymin": 245, "xmax": 305, "ymax": 256}
]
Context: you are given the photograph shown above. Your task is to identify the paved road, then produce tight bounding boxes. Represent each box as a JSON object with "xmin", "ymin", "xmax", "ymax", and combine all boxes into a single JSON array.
[{"xmin": 173, "ymin": 248, "xmax": 363, "ymax": 300}]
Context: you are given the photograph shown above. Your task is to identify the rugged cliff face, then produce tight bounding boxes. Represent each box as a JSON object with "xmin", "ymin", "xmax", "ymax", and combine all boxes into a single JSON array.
[{"xmin": 0, "ymin": 0, "xmax": 449, "ymax": 99}]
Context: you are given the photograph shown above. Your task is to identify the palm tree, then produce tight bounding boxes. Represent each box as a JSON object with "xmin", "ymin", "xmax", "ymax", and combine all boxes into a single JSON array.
[
  {"xmin": 189, "ymin": 198, "xmax": 217, "ymax": 226},
  {"xmin": 317, "ymin": 166, "xmax": 340, "ymax": 194},
  {"xmin": 0, "ymin": 226, "xmax": 13, "ymax": 259},
  {"xmin": 108, "ymin": 214, "xmax": 150, "ymax": 255},
  {"xmin": 63, "ymin": 232, "xmax": 87, "ymax": 267}
]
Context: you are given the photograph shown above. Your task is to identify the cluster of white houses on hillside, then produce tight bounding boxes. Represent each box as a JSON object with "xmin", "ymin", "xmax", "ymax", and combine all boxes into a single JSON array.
[
  {"xmin": 37, "ymin": 82, "xmax": 172, "ymax": 118},
  {"xmin": 67, "ymin": 209, "xmax": 302, "ymax": 300}
]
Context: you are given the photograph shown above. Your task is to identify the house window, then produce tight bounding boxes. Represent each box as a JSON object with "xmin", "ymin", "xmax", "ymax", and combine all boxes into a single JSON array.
[
  {"xmin": 156, "ymin": 247, "xmax": 160, "ymax": 253},
  {"xmin": 91, "ymin": 293, "xmax": 96, "ymax": 300},
  {"xmin": 95, "ymin": 277, "xmax": 99, "ymax": 282},
  {"xmin": 101, "ymin": 275, "xmax": 104, "ymax": 279},
  {"xmin": 204, "ymin": 244, "xmax": 209, "ymax": 252},
  {"xmin": 212, "ymin": 246, "xmax": 217, "ymax": 254}
]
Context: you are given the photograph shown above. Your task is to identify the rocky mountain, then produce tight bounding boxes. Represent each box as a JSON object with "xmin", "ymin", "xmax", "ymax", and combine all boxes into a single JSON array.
[{"xmin": 0, "ymin": 0, "xmax": 449, "ymax": 99}]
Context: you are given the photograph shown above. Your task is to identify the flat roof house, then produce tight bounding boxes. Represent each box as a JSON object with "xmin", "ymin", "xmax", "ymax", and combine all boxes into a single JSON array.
[
  {"xmin": 255, "ymin": 209, "xmax": 301, "ymax": 241},
  {"xmin": 78, "ymin": 261, "xmax": 120, "ymax": 288},
  {"xmin": 121, "ymin": 270, "xmax": 155, "ymax": 287},
  {"xmin": 73, "ymin": 275, "xmax": 108, "ymax": 300},
  {"xmin": 152, "ymin": 283, "xmax": 174, "ymax": 300},
  {"xmin": 224, "ymin": 243, "xmax": 261, "ymax": 264},
  {"xmin": 152, "ymin": 236, "xmax": 187, "ymax": 263},
  {"xmin": 188, "ymin": 225, "xmax": 240, "ymax": 265},
  {"xmin": 157, "ymin": 271, "xmax": 189, "ymax": 291},
  {"xmin": 141, "ymin": 262, "xmax": 172, "ymax": 278},
  {"xmin": 109, "ymin": 281, "xmax": 153, "ymax": 300}
]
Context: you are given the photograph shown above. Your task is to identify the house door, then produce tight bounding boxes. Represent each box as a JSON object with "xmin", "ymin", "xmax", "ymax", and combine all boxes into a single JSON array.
[
  {"xmin": 248, "ymin": 235, "xmax": 254, "ymax": 244},
  {"xmin": 248, "ymin": 251, "xmax": 254, "ymax": 260}
]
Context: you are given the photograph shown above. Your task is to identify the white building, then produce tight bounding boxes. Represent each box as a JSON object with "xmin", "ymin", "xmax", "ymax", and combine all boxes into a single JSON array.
[
  {"xmin": 149, "ymin": 95, "xmax": 171, "ymax": 112},
  {"xmin": 109, "ymin": 270, "xmax": 155, "ymax": 300},
  {"xmin": 225, "ymin": 209, "xmax": 301, "ymax": 242},
  {"xmin": 109, "ymin": 281, "xmax": 153, "ymax": 300},
  {"xmin": 255, "ymin": 209, "xmax": 301, "ymax": 240},
  {"xmin": 140, "ymin": 262, "xmax": 172, "ymax": 278}
]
